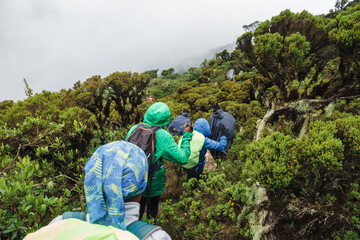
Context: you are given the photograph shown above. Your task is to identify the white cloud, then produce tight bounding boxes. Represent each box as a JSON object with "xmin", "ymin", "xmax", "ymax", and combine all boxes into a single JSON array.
[{"xmin": 0, "ymin": 0, "xmax": 335, "ymax": 101}]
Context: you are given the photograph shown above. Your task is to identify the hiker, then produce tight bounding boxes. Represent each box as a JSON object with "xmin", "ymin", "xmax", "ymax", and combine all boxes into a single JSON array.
[
  {"xmin": 145, "ymin": 96, "xmax": 155, "ymax": 102},
  {"xmin": 180, "ymin": 118, "xmax": 227, "ymax": 180},
  {"xmin": 209, "ymin": 103, "xmax": 235, "ymax": 159},
  {"xmin": 126, "ymin": 102, "xmax": 192, "ymax": 220},
  {"xmin": 168, "ymin": 109, "xmax": 192, "ymax": 136},
  {"xmin": 28, "ymin": 141, "xmax": 171, "ymax": 240}
]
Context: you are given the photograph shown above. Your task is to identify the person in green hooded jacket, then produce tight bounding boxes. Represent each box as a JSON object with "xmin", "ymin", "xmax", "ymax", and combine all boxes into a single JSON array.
[{"xmin": 126, "ymin": 102, "xmax": 193, "ymax": 219}]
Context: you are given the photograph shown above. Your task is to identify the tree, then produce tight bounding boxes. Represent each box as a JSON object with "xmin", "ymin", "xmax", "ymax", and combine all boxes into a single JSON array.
[
  {"xmin": 237, "ymin": 10, "xmax": 332, "ymax": 102},
  {"xmin": 216, "ymin": 49, "xmax": 230, "ymax": 60},
  {"xmin": 200, "ymin": 59, "xmax": 208, "ymax": 67},
  {"xmin": 335, "ymin": 0, "xmax": 349, "ymax": 11},
  {"xmin": 186, "ymin": 67, "xmax": 202, "ymax": 81},
  {"xmin": 70, "ymin": 75, "xmax": 111, "ymax": 139},
  {"xmin": 104, "ymin": 72, "xmax": 151, "ymax": 126},
  {"xmin": 328, "ymin": 3, "xmax": 360, "ymax": 84},
  {"xmin": 144, "ymin": 69, "xmax": 159, "ymax": 79},
  {"xmin": 0, "ymin": 100, "xmax": 14, "ymax": 111},
  {"xmin": 242, "ymin": 20, "xmax": 261, "ymax": 32},
  {"xmin": 161, "ymin": 68, "xmax": 175, "ymax": 77},
  {"xmin": 23, "ymin": 78, "xmax": 33, "ymax": 98},
  {"xmin": 70, "ymin": 72, "xmax": 150, "ymax": 137}
]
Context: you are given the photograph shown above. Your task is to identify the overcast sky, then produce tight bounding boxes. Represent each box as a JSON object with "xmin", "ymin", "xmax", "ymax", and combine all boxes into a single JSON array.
[{"xmin": 0, "ymin": 0, "xmax": 335, "ymax": 101}]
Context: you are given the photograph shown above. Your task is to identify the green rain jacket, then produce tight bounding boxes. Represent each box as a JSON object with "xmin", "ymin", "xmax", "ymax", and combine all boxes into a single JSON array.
[{"xmin": 126, "ymin": 102, "xmax": 192, "ymax": 197}]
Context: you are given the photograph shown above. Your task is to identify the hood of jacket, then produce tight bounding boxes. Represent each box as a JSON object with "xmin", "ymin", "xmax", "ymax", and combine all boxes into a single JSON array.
[
  {"xmin": 181, "ymin": 112, "xmax": 190, "ymax": 118},
  {"xmin": 212, "ymin": 109, "xmax": 225, "ymax": 119},
  {"xmin": 144, "ymin": 102, "xmax": 171, "ymax": 127},
  {"xmin": 194, "ymin": 118, "xmax": 211, "ymax": 137}
]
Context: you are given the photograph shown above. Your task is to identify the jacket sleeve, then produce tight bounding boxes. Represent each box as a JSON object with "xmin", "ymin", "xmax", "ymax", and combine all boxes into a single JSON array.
[
  {"xmin": 203, "ymin": 136, "xmax": 227, "ymax": 151},
  {"xmin": 158, "ymin": 131, "xmax": 193, "ymax": 164}
]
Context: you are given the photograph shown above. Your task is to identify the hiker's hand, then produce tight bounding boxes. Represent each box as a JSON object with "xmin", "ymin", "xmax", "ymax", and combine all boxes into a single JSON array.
[
  {"xmin": 184, "ymin": 123, "xmax": 193, "ymax": 133},
  {"xmin": 184, "ymin": 126, "xmax": 193, "ymax": 133},
  {"xmin": 183, "ymin": 131, "xmax": 193, "ymax": 139},
  {"xmin": 220, "ymin": 135, "xmax": 227, "ymax": 144}
]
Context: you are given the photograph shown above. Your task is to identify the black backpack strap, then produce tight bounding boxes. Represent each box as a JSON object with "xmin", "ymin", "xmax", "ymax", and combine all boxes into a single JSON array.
[
  {"xmin": 146, "ymin": 125, "xmax": 162, "ymax": 203},
  {"xmin": 146, "ymin": 157, "xmax": 163, "ymax": 200},
  {"xmin": 126, "ymin": 220, "xmax": 162, "ymax": 240},
  {"xmin": 128, "ymin": 123, "xmax": 162, "ymax": 199}
]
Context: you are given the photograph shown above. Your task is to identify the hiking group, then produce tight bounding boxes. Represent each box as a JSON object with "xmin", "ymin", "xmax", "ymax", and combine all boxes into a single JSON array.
[{"xmin": 25, "ymin": 102, "xmax": 235, "ymax": 240}]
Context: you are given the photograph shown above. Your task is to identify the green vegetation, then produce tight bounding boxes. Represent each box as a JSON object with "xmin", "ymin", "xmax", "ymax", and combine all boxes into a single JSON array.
[{"xmin": 1, "ymin": 2, "xmax": 360, "ymax": 239}]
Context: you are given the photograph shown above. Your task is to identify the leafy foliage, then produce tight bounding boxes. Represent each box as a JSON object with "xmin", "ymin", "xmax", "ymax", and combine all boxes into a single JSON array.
[
  {"xmin": 300, "ymin": 120, "xmax": 344, "ymax": 171},
  {"xmin": 328, "ymin": 3, "xmax": 360, "ymax": 83},
  {"xmin": 143, "ymin": 69, "xmax": 159, "ymax": 78},
  {"xmin": 159, "ymin": 173, "xmax": 241, "ymax": 239},
  {"xmin": 241, "ymin": 132, "xmax": 300, "ymax": 191},
  {"xmin": 0, "ymin": 116, "xmax": 90, "ymax": 239}
]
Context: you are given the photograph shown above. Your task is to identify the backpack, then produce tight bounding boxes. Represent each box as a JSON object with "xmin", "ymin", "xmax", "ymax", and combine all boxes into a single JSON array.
[
  {"xmin": 126, "ymin": 220, "xmax": 162, "ymax": 240},
  {"xmin": 209, "ymin": 110, "xmax": 236, "ymax": 159},
  {"xmin": 127, "ymin": 123, "xmax": 162, "ymax": 195},
  {"xmin": 62, "ymin": 212, "xmax": 161, "ymax": 240}
]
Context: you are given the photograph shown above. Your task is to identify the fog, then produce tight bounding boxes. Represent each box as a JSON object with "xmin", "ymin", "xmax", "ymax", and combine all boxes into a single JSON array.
[{"xmin": 0, "ymin": 0, "xmax": 335, "ymax": 101}]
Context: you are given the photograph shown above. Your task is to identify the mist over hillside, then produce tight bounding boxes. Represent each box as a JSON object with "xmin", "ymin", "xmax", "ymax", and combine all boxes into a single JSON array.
[{"xmin": 173, "ymin": 42, "xmax": 236, "ymax": 73}]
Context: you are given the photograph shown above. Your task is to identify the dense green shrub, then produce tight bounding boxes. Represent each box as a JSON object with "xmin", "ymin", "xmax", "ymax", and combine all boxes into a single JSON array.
[
  {"xmin": 0, "ymin": 154, "xmax": 67, "ymax": 240},
  {"xmin": 346, "ymin": 183, "xmax": 360, "ymax": 236},
  {"xmin": 335, "ymin": 116, "xmax": 360, "ymax": 159},
  {"xmin": 0, "ymin": 91, "xmax": 68, "ymax": 128},
  {"xmin": 299, "ymin": 120, "xmax": 344, "ymax": 171},
  {"xmin": 0, "ymin": 117, "xmax": 91, "ymax": 239},
  {"xmin": 224, "ymin": 100, "xmax": 264, "ymax": 141},
  {"xmin": 159, "ymin": 172, "xmax": 241, "ymax": 239},
  {"xmin": 217, "ymin": 80, "xmax": 253, "ymax": 103},
  {"xmin": 241, "ymin": 132, "xmax": 300, "ymax": 191},
  {"xmin": 148, "ymin": 77, "xmax": 188, "ymax": 99}
]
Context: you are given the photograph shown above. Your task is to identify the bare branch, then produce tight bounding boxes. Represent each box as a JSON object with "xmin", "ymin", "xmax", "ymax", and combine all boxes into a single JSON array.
[
  {"xmin": 32, "ymin": 174, "xmax": 82, "ymax": 188},
  {"xmin": 255, "ymin": 95, "xmax": 360, "ymax": 140}
]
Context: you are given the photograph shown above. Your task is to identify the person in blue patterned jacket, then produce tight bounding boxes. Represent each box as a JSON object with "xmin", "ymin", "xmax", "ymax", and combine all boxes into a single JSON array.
[{"xmin": 47, "ymin": 141, "xmax": 171, "ymax": 240}]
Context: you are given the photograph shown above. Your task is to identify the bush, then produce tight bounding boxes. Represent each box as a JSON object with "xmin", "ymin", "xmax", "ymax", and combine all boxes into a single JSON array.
[
  {"xmin": 223, "ymin": 100, "xmax": 264, "ymax": 141},
  {"xmin": 0, "ymin": 116, "xmax": 93, "ymax": 239},
  {"xmin": 0, "ymin": 91, "xmax": 67, "ymax": 128},
  {"xmin": 158, "ymin": 172, "xmax": 242, "ymax": 239},
  {"xmin": 241, "ymin": 132, "xmax": 300, "ymax": 191},
  {"xmin": 335, "ymin": 116, "xmax": 360, "ymax": 159},
  {"xmin": 299, "ymin": 120, "xmax": 344, "ymax": 171},
  {"xmin": 0, "ymin": 155, "xmax": 67, "ymax": 239}
]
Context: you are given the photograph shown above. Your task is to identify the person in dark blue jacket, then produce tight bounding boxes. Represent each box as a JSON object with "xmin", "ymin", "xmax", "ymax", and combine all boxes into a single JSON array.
[
  {"xmin": 186, "ymin": 118, "xmax": 227, "ymax": 180},
  {"xmin": 209, "ymin": 103, "xmax": 236, "ymax": 160},
  {"xmin": 168, "ymin": 109, "xmax": 192, "ymax": 136}
]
